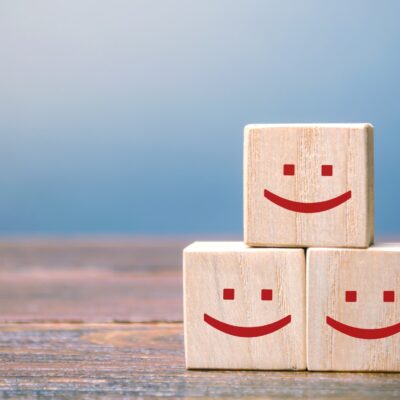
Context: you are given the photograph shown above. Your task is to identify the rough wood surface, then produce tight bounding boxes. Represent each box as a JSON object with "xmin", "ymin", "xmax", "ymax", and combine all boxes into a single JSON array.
[
  {"xmin": 0, "ymin": 238, "xmax": 188, "ymax": 323},
  {"xmin": 0, "ymin": 238, "xmax": 399, "ymax": 397},
  {"xmin": 0, "ymin": 323, "xmax": 400, "ymax": 399}
]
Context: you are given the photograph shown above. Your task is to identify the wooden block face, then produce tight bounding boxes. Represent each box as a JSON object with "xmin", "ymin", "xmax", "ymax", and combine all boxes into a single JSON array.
[
  {"xmin": 183, "ymin": 242, "xmax": 306, "ymax": 370},
  {"xmin": 244, "ymin": 124, "xmax": 374, "ymax": 248},
  {"xmin": 307, "ymin": 245, "xmax": 400, "ymax": 371}
]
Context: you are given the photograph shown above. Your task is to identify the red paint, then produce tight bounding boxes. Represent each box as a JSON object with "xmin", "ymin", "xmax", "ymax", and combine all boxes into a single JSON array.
[
  {"xmin": 261, "ymin": 289, "xmax": 273, "ymax": 301},
  {"xmin": 283, "ymin": 164, "xmax": 295, "ymax": 176},
  {"xmin": 204, "ymin": 313, "xmax": 291, "ymax": 337},
  {"xmin": 321, "ymin": 164, "xmax": 333, "ymax": 176},
  {"xmin": 326, "ymin": 316, "xmax": 400, "ymax": 339},
  {"xmin": 223, "ymin": 288, "xmax": 235, "ymax": 300},
  {"xmin": 384, "ymin": 290, "xmax": 395, "ymax": 302},
  {"xmin": 345, "ymin": 290, "xmax": 357, "ymax": 302},
  {"xmin": 264, "ymin": 188, "xmax": 352, "ymax": 213}
]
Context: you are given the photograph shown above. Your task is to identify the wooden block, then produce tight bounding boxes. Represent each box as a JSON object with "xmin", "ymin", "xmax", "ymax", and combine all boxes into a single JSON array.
[
  {"xmin": 183, "ymin": 242, "xmax": 306, "ymax": 370},
  {"xmin": 244, "ymin": 123, "xmax": 374, "ymax": 248},
  {"xmin": 307, "ymin": 245, "xmax": 400, "ymax": 371}
]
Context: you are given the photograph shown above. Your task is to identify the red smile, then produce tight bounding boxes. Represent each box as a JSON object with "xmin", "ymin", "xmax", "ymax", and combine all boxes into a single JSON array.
[
  {"xmin": 204, "ymin": 313, "xmax": 291, "ymax": 337},
  {"xmin": 326, "ymin": 316, "xmax": 400, "ymax": 339},
  {"xmin": 264, "ymin": 189, "xmax": 351, "ymax": 213}
]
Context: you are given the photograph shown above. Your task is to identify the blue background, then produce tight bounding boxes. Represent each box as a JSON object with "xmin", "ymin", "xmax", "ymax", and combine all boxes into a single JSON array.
[{"xmin": 1, "ymin": 1, "xmax": 399, "ymax": 236}]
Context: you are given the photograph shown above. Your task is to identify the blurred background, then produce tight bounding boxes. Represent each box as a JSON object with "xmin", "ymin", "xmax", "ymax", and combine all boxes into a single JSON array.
[{"xmin": 0, "ymin": 0, "xmax": 399, "ymax": 237}]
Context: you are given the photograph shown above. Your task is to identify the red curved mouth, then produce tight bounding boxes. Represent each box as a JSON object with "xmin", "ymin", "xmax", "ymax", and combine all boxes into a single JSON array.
[
  {"xmin": 326, "ymin": 316, "xmax": 400, "ymax": 339},
  {"xmin": 204, "ymin": 313, "xmax": 291, "ymax": 337},
  {"xmin": 264, "ymin": 189, "xmax": 351, "ymax": 213}
]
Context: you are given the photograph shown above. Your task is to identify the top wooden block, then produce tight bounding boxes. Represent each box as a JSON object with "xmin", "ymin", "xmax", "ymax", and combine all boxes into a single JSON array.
[{"xmin": 244, "ymin": 124, "xmax": 374, "ymax": 248}]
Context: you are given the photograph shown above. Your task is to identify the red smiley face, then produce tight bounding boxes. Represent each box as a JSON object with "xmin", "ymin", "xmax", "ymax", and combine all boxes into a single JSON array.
[
  {"xmin": 203, "ymin": 288, "xmax": 291, "ymax": 337},
  {"xmin": 264, "ymin": 163, "xmax": 352, "ymax": 213},
  {"xmin": 327, "ymin": 290, "xmax": 400, "ymax": 339}
]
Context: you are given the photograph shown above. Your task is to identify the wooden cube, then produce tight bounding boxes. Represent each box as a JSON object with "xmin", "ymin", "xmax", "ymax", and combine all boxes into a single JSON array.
[
  {"xmin": 307, "ymin": 245, "xmax": 400, "ymax": 371},
  {"xmin": 183, "ymin": 242, "xmax": 306, "ymax": 370},
  {"xmin": 244, "ymin": 123, "xmax": 374, "ymax": 248}
]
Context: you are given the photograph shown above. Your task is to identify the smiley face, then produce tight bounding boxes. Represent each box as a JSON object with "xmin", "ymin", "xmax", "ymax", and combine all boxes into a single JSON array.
[
  {"xmin": 244, "ymin": 124, "xmax": 374, "ymax": 247},
  {"xmin": 326, "ymin": 290, "xmax": 400, "ymax": 339},
  {"xmin": 264, "ymin": 163, "xmax": 352, "ymax": 213},
  {"xmin": 184, "ymin": 242, "xmax": 306, "ymax": 370},
  {"xmin": 307, "ymin": 247, "xmax": 400, "ymax": 371},
  {"xmin": 204, "ymin": 288, "xmax": 292, "ymax": 337}
]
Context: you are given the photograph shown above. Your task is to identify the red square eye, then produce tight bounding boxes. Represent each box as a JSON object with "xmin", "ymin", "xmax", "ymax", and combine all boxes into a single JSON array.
[
  {"xmin": 223, "ymin": 288, "xmax": 235, "ymax": 300},
  {"xmin": 321, "ymin": 164, "xmax": 333, "ymax": 176},
  {"xmin": 384, "ymin": 291, "xmax": 395, "ymax": 302},
  {"xmin": 345, "ymin": 290, "xmax": 357, "ymax": 302},
  {"xmin": 261, "ymin": 289, "xmax": 273, "ymax": 301},
  {"xmin": 283, "ymin": 164, "xmax": 295, "ymax": 176}
]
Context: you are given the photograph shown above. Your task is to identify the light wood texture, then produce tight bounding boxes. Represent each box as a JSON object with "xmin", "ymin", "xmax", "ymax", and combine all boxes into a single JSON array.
[
  {"xmin": 183, "ymin": 242, "xmax": 306, "ymax": 370},
  {"xmin": 307, "ymin": 245, "xmax": 400, "ymax": 371},
  {"xmin": 244, "ymin": 123, "xmax": 374, "ymax": 248},
  {"xmin": 2, "ymin": 323, "xmax": 400, "ymax": 398}
]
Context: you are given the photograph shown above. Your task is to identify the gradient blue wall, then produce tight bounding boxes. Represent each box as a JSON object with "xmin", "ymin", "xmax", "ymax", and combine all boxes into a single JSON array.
[{"xmin": 1, "ymin": 1, "xmax": 399, "ymax": 235}]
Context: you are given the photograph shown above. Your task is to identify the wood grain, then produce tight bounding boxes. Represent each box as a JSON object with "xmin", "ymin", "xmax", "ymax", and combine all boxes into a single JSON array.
[
  {"xmin": 1, "ymin": 238, "xmax": 400, "ymax": 397},
  {"xmin": 307, "ymin": 245, "xmax": 400, "ymax": 371},
  {"xmin": 244, "ymin": 124, "xmax": 374, "ymax": 248},
  {"xmin": 0, "ymin": 237, "xmax": 187, "ymax": 273},
  {"xmin": 0, "ymin": 323, "xmax": 399, "ymax": 398},
  {"xmin": 0, "ymin": 238, "xmax": 188, "ymax": 323},
  {"xmin": 184, "ymin": 242, "xmax": 306, "ymax": 370}
]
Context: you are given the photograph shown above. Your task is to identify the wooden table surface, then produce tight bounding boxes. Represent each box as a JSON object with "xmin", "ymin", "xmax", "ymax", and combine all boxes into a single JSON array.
[{"xmin": 0, "ymin": 238, "xmax": 399, "ymax": 398}]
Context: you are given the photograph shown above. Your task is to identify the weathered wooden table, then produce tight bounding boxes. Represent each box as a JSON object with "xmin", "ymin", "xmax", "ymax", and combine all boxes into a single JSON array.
[{"xmin": 0, "ymin": 238, "xmax": 399, "ymax": 398}]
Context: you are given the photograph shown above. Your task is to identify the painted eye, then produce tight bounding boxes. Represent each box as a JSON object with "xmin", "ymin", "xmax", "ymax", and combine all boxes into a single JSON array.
[
  {"xmin": 321, "ymin": 164, "xmax": 333, "ymax": 176},
  {"xmin": 283, "ymin": 164, "xmax": 295, "ymax": 176},
  {"xmin": 345, "ymin": 290, "xmax": 357, "ymax": 302},
  {"xmin": 223, "ymin": 288, "xmax": 235, "ymax": 300},
  {"xmin": 383, "ymin": 291, "xmax": 395, "ymax": 302},
  {"xmin": 261, "ymin": 289, "xmax": 273, "ymax": 301}
]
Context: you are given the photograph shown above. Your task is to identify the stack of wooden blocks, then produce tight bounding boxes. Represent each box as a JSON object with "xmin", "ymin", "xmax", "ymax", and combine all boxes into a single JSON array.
[{"xmin": 183, "ymin": 124, "xmax": 400, "ymax": 371}]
